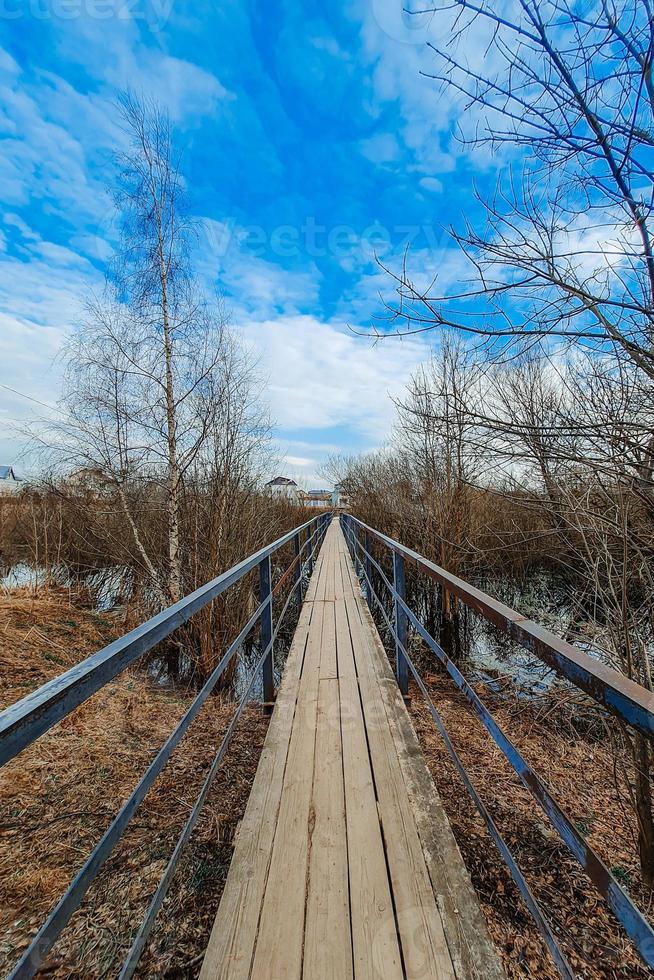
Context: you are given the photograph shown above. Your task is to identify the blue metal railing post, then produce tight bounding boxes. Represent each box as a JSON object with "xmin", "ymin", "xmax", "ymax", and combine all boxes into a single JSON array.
[
  {"xmin": 393, "ymin": 548, "xmax": 409, "ymax": 697},
  {"xmin": 354, "ymin": 523, "xmax": 361, "ymax": 579},
  {"xmin": 293, "ymin": 530, "xmax": 302, "ymax": 607},
  {"xmin": 259, "ymin": 554, "xmax": 274, "ymax": 707},
  {"xmin": 364, "ymin": 529, "xmax": 372, "ymax": 608},
  {"xmin": 307, "ymin": 521, "xmax": 315, "ymax": 578}
]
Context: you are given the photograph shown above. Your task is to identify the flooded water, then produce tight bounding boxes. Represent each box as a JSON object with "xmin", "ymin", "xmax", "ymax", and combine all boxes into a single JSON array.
[
  {"xmin": 1, "ymin": 557, "xmax": 587, "ymax": 702},
  {"xmin": 1, "ymin": 558, "xmax": 306, "ymax": 702},
  {"xmin": 465, "ymin": 572, "xmax": 572, "ymax": 693},
  {"xmin": 359, "ymin": 565, "xmax": 590, "ymax": 699},
  {"xmin": 1, "ymin": 562, "xmax": 133, "ymax": 612}
]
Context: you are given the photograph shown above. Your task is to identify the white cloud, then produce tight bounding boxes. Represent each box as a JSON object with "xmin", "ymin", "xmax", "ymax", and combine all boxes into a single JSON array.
[
  {"xmin": 0, "ymin": 242, "xmax": 102, "ymax": 471},
  {"xmin": 46, "ymin": 12, "xmax": 233, "ymax": 124},
  {"xmin": 0, "ymin": 26, "xmax": 233, "ymax": 265},
  {"xmin": 354, "ymin": 0, "xmax": 508, "ymax": 177},
  {"xmin": 0, "ymin": 60, "xmax": 115, "ymax": 226},
  {"xmin": 359, "ymin": 132, "xmax": 402, "ymax": 163},
  {"xmin": 0, "ymin": 47, "xmax": 19, "ymax": 76},
  {"xmin": 4, "ymin": 213, "xmax": 40, "ymax": 240},
  {"xmin": 309, "ymin": 36, "xmax": 352, "ymax": 61},
  {"xmin": 105, "ymin": 52, "xmax": 233, "ymax": 121},
  {"xmin": 285, "ymin": 455, "xmax": 315, "ymax": 468},
  {"xmin": 239, "ymin": 314, "xmax": 427, "ymax": 441},
  {"xmin": 196, "ymin": 217, "xmax": 322, "ymax": 318},
  {"xmin": 419, "ymin": 176, "xmax": 443, "ymax": 194},
  {"xmin": 334, "ymin": 244, "xmax": 472, "ymax": 323}
]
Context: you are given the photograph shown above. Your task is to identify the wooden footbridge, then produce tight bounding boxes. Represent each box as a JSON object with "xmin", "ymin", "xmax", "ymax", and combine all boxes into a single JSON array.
[
  {"xmin": 3, "ymin": 514, "xmax": 654, "ymax": 979},
  {"xmin": 200, "ymin": 522, "xmax": 500, "ymax": 979}
]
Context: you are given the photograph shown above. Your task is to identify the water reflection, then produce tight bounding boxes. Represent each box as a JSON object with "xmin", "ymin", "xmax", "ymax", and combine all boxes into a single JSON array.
[
  {"xmin": 3, "ymin": 559, "xmax": 583, "ymax": 703},
  {"xmin": 359, "ymin": 564, "xmax": 590, "ymax": 699},
  {"xmin": 1, "ymin": 562, "xmax": 133, "ymax": 612}
]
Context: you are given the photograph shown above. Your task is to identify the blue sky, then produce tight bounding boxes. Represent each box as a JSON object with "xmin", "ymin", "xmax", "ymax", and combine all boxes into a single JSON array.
[{"xmin": 0, "ymin": 0, "xmax": 496, "ymax": 484}]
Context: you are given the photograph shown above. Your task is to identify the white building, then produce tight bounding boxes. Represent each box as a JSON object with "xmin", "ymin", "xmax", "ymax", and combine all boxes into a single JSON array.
[
  {"xmin": 67, "ymin": 467, "xmax": 109, "ymax": 494},
  {"xmin": 331, "ymin": 484, "xmax": 351, "ymax": 509},
  {"xmin": 301, "ymin": 489, "xmax": 332, "ymax": 509},
  {"xmin": 0, "ymin": 466, "xmax": 22, "ymax": 495},
  {"xmin": 265, "ymin": 476, "xmax": 301, "ymax": 501}
]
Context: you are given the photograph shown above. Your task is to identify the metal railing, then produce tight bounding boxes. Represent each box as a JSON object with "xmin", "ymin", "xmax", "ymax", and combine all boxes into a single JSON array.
[
  {"xmin": 341, "ymin": 513, "xmax": 654, "ymax": 978},
  {"xmin": 0, "ymin": 511, "xmax": 331, "ymax": 980}
]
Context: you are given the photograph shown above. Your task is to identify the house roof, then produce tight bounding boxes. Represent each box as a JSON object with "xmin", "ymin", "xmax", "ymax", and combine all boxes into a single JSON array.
[
  {"xmin": 266, "ymin": 476, "xmax": 298, "ymax": 486},
  {"xmin": 0, "ymin": 465, "xmax": 20, "ymax": 481}
]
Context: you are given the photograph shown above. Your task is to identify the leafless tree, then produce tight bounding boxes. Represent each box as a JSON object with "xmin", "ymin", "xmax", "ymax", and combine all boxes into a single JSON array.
[
  {"xmin": 382, "ymin": 1, "xmax": 654, "ymax": 377},
  {"xmin": 49, "ymin": 95, "xmax": 262, "ymax": 609},
  {"xmin": 366, "ymin": 2, "xmax": 654, "ymax": 886}
]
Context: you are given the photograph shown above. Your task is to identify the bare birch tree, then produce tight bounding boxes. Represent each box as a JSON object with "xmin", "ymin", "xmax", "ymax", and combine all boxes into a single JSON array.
[{"xmin": 53, "ymin": 95, "xmax": 254, "ymax": 607}]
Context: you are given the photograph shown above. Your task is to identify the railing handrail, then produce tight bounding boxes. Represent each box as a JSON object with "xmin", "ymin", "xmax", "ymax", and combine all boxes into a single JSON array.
[
  {"xmin": 340, "ymin": 513, "xmax": 654, "ymax": 977},
  {"xmin": 346, "ymin": 515, "xmax": 654, "ymax": 738},
  {"xmin": 0, "ymin": 514, "xmax": 323, "ymax": 768}
]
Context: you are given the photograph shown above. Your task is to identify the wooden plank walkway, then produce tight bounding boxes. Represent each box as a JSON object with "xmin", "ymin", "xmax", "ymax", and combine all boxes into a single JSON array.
[{"xmin": 200, "ymin": 522, "xmax": 504, "ymax": 980}]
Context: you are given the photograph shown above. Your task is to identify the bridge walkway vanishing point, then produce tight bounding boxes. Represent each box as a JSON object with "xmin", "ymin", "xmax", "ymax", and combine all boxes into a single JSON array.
[{"xmin": 200, "ymin": 521, "xmax": 504, "ymax": 980}]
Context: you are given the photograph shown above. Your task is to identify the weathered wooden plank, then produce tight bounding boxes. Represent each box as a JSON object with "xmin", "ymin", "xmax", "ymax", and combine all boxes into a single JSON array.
[
  {"xmin": 315, "ymin": 526, "xmax": 336, "ymax": 602},
  {"xmin": 248, "ymin": 601, "xmax": 324, "ymax": 979},
  {"xmin": 303, "ymin": 676, "xmax": 352, "ymax": 979},
  {"xmin": 319, "ymin": 599, "xmax": 337, "ymax": 679},
  {"xmin": 324, "ymin": 531, "xmax": 336, "ymax": 601},
  {"xmin": 314, "ymin": 539, "xmax": 327, "ymax": 603},
  {"xmin": 346, "ymin": 594, "xmax": 456, "ymax": 979},
  {"xmin": 199, "ymin": 601, "xmax": 314, "ymax": 980},
  {"xmin": 356, "ymin": 589, "xmax": 506, "ymax": 980},
  {"xmin": 335, "ymin": 598, "xmax": 404, "ymax": 980},
  {"xmin": 304, "ymin": 540, "xmax": 326, "ymax": 603},
  {"xmin": 339, "ymin": 541, "xmax": 359, "ymax": 599},
  {"xmin": 333, "ymin": 543, "xmax": 345, "ymax": 601}
]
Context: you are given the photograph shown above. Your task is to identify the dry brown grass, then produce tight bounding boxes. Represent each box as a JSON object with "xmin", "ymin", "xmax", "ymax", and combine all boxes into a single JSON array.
[
  {"xmin": 408, "ymin": 666, "xmax": 654, "ymax": 980},
  {"xmin": 0, "ymin": 587, "xmax": 268, "ymax": 977}
]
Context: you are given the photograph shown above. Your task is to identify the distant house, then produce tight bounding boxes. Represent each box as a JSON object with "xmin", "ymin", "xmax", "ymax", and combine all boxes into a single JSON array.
[
  {"xmin": 67, "ymin": 467, "xmax": 110, "ymax": 495},
  {"xmin": 265, "ymin": 476, "xmax": 301, "ymax": 501},
  {"xmin": 301, "ymin": 489, "xmax": 332, "ymax": 509},
  {"xmin": 0, "ymin": 465, "xmax": 22, "ymax": 495},
  {"xmin": 331, "ymin": 483, "xmax": 351, "ymax": 509}
]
